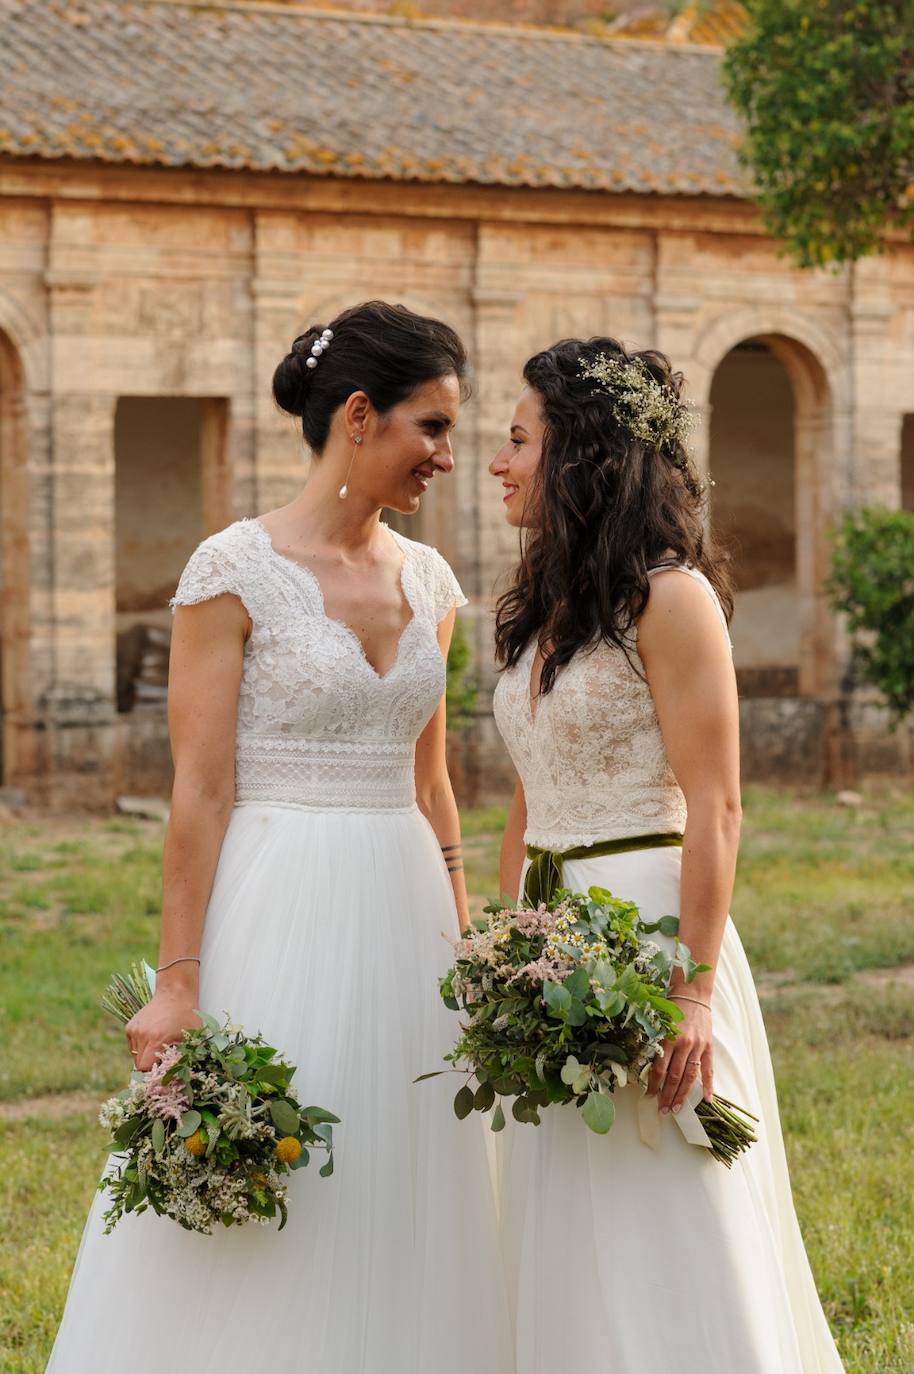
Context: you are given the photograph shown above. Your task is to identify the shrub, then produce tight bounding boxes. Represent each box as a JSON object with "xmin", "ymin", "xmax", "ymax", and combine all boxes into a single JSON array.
[
  {"xmin": 446, "ymin": 613, "xmax": 478, "ymax": 733},
  {"xmin": 828, "ymin": 507, "xmax": 914, "ymax": 723}
]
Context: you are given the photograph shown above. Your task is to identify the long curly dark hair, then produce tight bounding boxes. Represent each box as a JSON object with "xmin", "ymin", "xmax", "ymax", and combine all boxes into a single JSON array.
[{"xmin": 494, "ymin": 336, "xmax": 733, "ymax": 694}]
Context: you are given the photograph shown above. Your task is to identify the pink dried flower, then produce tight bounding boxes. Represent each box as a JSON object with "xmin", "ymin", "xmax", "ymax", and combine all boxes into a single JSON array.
[
  {"xmin": 508, "ymin": 954, "xmax": 574, "ymax": 986},
  {"xmin": 143, "ymin": 1043, "xmax": 189, "ymax": 1122}
]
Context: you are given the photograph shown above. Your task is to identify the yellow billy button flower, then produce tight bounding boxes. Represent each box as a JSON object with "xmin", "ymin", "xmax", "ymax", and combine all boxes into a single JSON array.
[
  {"xmin": 184, "ymin": 1128, "xmax": 207, "ymax": 1157},
  {"xmin": 275, "ymin": 1136, "xmax": 302, "ymax": 1164}
]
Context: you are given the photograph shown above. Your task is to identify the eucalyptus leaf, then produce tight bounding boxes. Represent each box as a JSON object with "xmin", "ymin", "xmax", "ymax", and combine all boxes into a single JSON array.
[
  {"xmin": 474, "ymin": 1081, "xmax": 495, "ymax": 1112},
  {"xmin": 454, "ymin": 1085, "xmax": 475, "ymax": 1120},
  {"xmin": 319, "ymin": 1155, "xmax": 335, "ymax": 1179},
  {"xmin": 560, "ymin": 1056, "xmax": 582, "ymax": 1087},
  {"xmin": 543, "ymin": 981, "xmax": 572, "ymax": 1015},
  {"xmin": 269, "ymin": 1099, "xmax": 301, "ymax": 1136},
  {"xmin": 563, "ymin": 967, "xmax": 590, "ymax": 999},
  {"xmin": 490, "ymin": 1103, "xmax": 506, "ymax": 1133},
  {"xmin": 177, "ymin": 1109, "xmax": 202, "ymax": 1138},
  {"xmin": 300, "ymin": 1107, "xmax": 341, "ymax": 1124},
  {"xmin": 582, "ymin": 1092, "xmax": 616, "ymax": 1135},
  {"xmin": 151, "ymin": 1118, "xmax": 166, "ymax": 1155},
  {"xmin": 572, "ymin": 1068, "xmax": 591, "ymax": 1095}
]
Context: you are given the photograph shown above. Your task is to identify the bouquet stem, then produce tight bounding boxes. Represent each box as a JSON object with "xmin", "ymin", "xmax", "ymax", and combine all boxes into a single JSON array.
[
  {"xmin": 696, "ymin": 1095, "xmax": 759, "ymax": 1166},
  {"xmin": 101, "ymin": 961, "xmax": 155, "ymax": 1025}
]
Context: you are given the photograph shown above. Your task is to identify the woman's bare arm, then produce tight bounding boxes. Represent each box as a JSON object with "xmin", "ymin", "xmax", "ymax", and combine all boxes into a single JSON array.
[
  {"xmin": 126, "ymin": 592, "xmax": 249, "ymax": 1070},
  {"xmin": 414, "ymin": 608, "xmax": 471, "ymax": 934},
  {"xmin": 636, "ymin": 571, "xmax": 742, "ymax": 1113}
]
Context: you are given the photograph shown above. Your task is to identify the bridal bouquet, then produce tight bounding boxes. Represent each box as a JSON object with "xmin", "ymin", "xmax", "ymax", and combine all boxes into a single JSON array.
[
  {"xmin": 98, "ymin": 962, "xmax": 339, "ymax": 1234},
  {"xmin": 424, "ymin": 888, "xmax": 757, "ymax": 1166}
]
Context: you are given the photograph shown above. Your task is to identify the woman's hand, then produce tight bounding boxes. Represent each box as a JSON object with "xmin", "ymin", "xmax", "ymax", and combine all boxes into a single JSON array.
[
  {"xmin": 648, "ymin": 1000, "xmax": 713, "ymax": 1114},
  {"xmin": 125, "ymin": 990, "xmax": 202, "ymax": 1072}
]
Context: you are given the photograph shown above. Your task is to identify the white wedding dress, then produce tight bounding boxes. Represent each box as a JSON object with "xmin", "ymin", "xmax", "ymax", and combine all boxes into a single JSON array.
[
  {"xmin": 47, "ymin": 516, "xmax": 512, "ymax": 1373},
  {"xmin": 492, "ymin": 564, "xmax": 844, "ymax": 1374}
]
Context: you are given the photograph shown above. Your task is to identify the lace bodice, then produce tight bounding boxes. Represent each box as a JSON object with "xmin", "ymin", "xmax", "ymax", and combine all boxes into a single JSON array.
[
  {"xmin": 492, "ymin": 566, "xmax": 733, "ymax": 850},
  {"xmin": 169, "ymin": 517, "xmax": 467, "ymax": 811}
]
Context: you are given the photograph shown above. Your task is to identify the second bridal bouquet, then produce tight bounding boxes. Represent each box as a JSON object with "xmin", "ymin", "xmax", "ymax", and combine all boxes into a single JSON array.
[
  {"xmin": 98, "ymin": 962, "xmax": 340, "ymax": 1234},
  {"xmin": 424, "ymin": 888, "xmax": 756, "ymax": 1166}
]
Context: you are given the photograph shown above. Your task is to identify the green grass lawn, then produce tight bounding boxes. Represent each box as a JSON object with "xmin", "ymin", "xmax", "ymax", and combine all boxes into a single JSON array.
[{"xmin": 1, "ymin": 786, "xmax": 913, "ymax": 1372}]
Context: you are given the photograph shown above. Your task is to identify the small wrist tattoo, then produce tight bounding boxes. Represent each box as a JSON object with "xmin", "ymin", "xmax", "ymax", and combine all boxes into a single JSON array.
[{"xmin": 442, "ymin": 842, "xmax": 464, "ymax": 875}]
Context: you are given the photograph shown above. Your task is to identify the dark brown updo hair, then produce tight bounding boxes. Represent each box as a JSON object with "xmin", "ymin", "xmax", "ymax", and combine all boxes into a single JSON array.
[
  {"xmin": 272, "ymin": 300, "xmax": 469, "ymax": 452},
  {"xmin": 495, "ymin": 335, "xmax": 733, "ymax": 695}
]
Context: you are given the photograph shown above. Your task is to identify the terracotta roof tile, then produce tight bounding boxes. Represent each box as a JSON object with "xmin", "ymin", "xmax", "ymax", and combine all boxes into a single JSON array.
[{"xmin": 0, "ymin": 0, "xmax": 749, "ymax": 197}]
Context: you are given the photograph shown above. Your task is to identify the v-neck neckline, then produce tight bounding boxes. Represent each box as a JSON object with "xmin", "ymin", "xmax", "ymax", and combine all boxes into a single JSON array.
[{"xmin": 248, "ymin": 517, "xmax": 416, "ymax": 683}]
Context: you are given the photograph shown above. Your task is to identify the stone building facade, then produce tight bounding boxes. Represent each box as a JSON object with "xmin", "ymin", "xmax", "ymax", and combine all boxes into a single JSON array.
[{"xmin": 1, "ymin": 0, "xmax": 913, "ymax": 807}]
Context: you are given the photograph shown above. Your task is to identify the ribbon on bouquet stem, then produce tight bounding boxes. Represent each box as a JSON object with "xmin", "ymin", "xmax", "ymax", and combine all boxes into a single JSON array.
[{"xmin": 637, "ymin": 1077, "xmax": 712, "ymax": 1152}]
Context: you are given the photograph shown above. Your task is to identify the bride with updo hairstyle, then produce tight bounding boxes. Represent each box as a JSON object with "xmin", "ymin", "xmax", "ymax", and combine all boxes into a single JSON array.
[
  {"xmin": 45, "ymin": 299, "xmax": 512, "ymax": 1374},
  {"xmin": 489, "ymin": 336, "xmax": 845, "ymax": 1373}
]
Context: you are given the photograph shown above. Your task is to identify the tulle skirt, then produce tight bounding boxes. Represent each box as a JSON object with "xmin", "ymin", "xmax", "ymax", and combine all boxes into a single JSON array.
[
  {"xmin": 496, "ymin": 846, "xmax": 844, "ymax": 1374},
  {"xmin": 47, "ymin": 802, "xmax": 512, "ymax": 1373}
]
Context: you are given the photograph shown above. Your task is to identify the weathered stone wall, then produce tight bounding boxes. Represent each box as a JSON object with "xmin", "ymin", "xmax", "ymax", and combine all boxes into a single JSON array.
[{"xmin": 0, "ymin": 161, "xmax": 913, "ymax": 806}]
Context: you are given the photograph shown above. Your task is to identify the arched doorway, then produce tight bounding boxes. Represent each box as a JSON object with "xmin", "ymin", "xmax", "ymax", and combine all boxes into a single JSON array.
[
  {"xmin": 705, "ymin": 330, "xmax": 834, "ymax": 703},
  {"xmin": 709, "ymin": 340, "xmax": 798, "ymax": 696}
]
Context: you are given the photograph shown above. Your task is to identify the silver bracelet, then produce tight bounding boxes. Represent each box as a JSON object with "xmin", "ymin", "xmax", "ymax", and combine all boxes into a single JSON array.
[
  {"xmin": 669, "ymin": 993, "xmax": 711, "ymax": 1010},
  {"xmin": 156, "ymin": 955, "xmax": 201, "ymax": 973}
]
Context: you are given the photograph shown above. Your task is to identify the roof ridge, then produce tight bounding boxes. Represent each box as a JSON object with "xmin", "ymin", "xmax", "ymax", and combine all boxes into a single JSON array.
[{"xmin": 104, "ymin": 0, "xmax": 724, "ymax": 53}]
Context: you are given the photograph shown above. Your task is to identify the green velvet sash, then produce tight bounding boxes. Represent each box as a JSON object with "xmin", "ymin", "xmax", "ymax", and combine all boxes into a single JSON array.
[{"xmin": 523, "ymin": 832, "xmax": 684, "ymax": 908}]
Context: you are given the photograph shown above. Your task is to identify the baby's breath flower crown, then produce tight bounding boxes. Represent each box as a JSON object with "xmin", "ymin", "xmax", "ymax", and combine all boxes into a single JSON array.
[{"xmin": 578, "ymin": 352, "xmax": 697, "ymax": 461}]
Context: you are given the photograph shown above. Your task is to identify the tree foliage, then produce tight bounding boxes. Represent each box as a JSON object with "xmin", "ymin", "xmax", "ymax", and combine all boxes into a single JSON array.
[
  {"xmin": 723, "ymin": 0, "xmax": 914, "ymax": 266},
  {"xmin": 828, "ymin": 507, "xmax": 914, "ymax": 722}
]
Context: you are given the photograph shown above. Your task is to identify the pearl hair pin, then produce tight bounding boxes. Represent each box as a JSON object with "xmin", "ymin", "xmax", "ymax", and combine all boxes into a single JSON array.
[{"xmin": 305, "ymin": 327, "xmax": 334, "ymax": 370}]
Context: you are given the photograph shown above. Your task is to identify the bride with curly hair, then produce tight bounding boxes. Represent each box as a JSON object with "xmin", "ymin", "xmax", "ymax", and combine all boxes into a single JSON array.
[{"xmin": 488, "ymin": 335, "xmax": 844, "ymax": 1373}]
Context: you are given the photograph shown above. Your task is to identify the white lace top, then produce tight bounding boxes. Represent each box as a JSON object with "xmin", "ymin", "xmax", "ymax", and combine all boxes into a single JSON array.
[
  {"xmin": 492, "ymin": 565, "xmax": 733, "ymax": 850},
  {"xmin": 169, "ymin": 517, "xmax": 467, "ymax": 812}
]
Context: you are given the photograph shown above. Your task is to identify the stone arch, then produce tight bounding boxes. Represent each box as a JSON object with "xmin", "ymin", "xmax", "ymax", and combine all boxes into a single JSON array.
[
  {"xmin": 0, "ymin": 326, "xmax": 35, "ymax": 786},
  {"xmin": 692, "ymin": 310, "xmax": 838, "ymax": 700},
  {"xmin": 0, "ymin": 286, "xmax": 49, "ymax": 394},
  {"xmin": 691, "ymin": 306, "xmax": 845, "ymax": 404}
]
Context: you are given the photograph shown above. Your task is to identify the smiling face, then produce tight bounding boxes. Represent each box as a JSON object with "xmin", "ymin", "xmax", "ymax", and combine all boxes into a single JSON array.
[
  {"xmin": 357, "ymin": 373, "xmax": 461, "ymax": 515},
  {"xmin": 488, "ymin": 386, "xmax": 546, "ymax": 528}
]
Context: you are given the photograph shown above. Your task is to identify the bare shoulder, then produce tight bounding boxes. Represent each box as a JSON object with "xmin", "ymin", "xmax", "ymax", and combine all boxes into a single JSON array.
[{"xmin": 637, "ymin": 568, "xmax": 731, "ymax": 664}]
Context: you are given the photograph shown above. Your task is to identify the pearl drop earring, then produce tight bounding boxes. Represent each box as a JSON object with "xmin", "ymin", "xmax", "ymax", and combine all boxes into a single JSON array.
[{"xmin": 339, "ymin": 433, "xmax": 362, "ymax": 500}]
